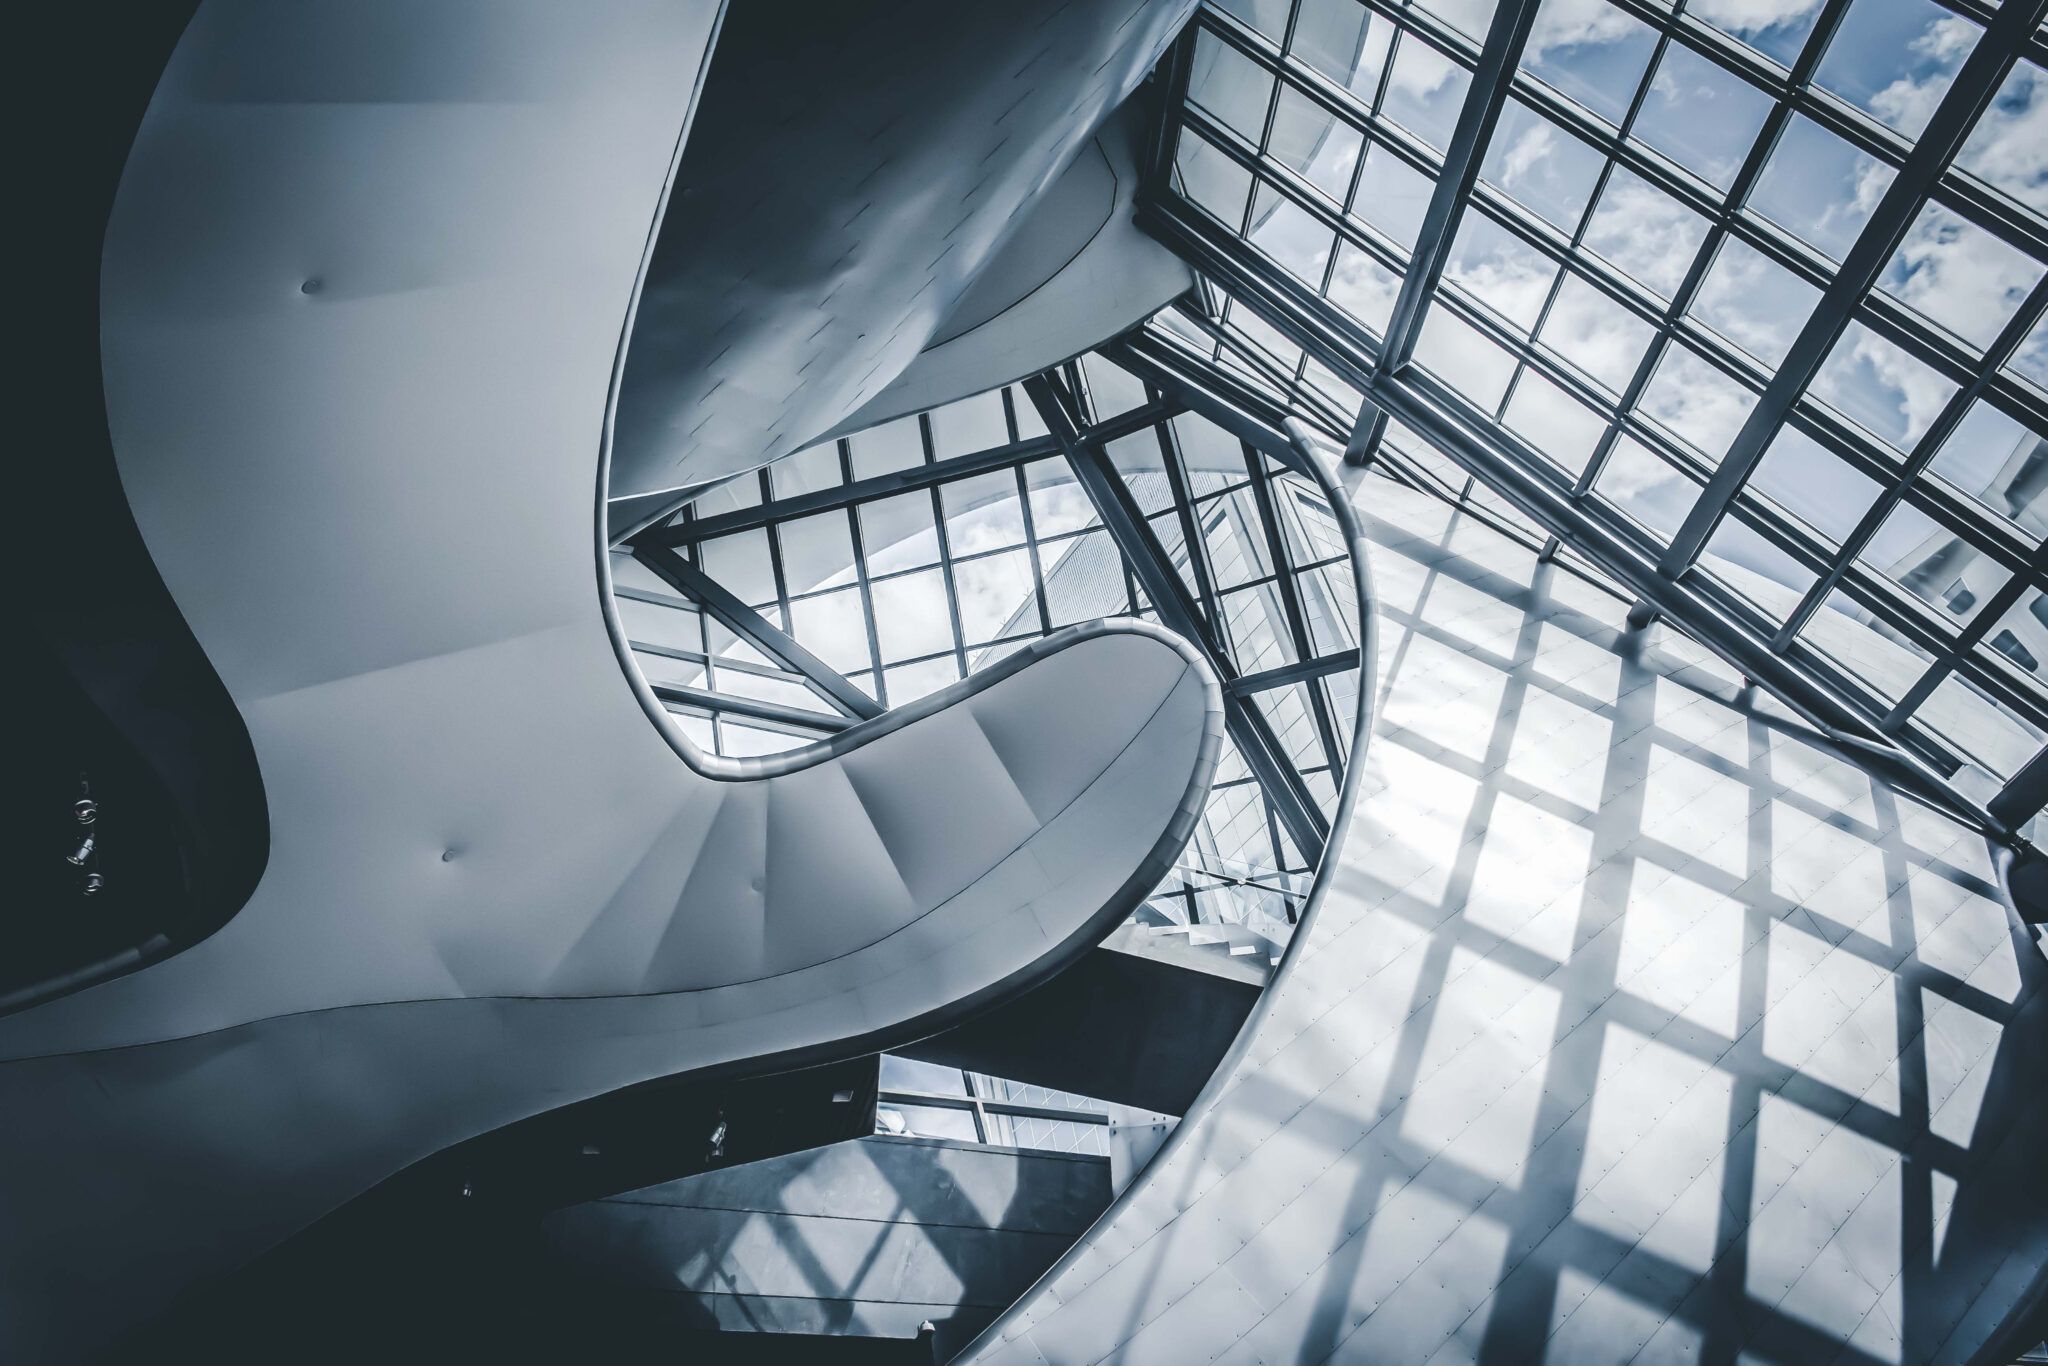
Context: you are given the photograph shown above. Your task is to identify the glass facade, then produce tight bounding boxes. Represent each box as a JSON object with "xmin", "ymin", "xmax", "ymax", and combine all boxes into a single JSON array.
[
  {"xmin": 615, "ymin": 361, "xmax": 1368, "ymax": 947},
  {"xmin": 1156, "ymin": 0, "xmax": 2048, "ymax": 812}
]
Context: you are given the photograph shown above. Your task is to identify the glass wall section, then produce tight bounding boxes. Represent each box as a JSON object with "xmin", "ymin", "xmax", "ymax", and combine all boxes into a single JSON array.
[
  {"xmin": 875, "ymin": 1055, "xmax": 1118, "ymax": 1157},
  {"xmin": 615, "ymin": 365, "xmax": 1369, "ymax": 947},
  {"xmin": 1157, "ymin": 0, "xmax": 2048, "ymax": 812}
]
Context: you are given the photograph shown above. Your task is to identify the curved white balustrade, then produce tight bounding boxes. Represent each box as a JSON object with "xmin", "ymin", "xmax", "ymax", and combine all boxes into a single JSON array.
[{"xmin": 0, "ymin": 4, "xmax": 1220, "ymax": 1357}]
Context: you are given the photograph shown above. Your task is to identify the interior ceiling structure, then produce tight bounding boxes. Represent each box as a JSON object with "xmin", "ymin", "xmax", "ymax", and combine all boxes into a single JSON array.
[{"xmin": 1144, "ymin": 0, "xmax": 2048, "ymax": 841}]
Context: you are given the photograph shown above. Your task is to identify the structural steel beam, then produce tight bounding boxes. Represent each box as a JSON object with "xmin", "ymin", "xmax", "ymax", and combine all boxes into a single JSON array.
[
  {"xmin": 1024, "ymin": 373, "xmax": 1330, "ymax": 859},
  {"xmin": 648, "ymin": 682, "xmax": 853, "ymax": 735},
  {"xmin": 1371, "ymin": 0, "xmax": 1543, "ymax": 376},
  {"xmin": 631, "ymin": 545, "xmax": 884, "ymax": 720}
]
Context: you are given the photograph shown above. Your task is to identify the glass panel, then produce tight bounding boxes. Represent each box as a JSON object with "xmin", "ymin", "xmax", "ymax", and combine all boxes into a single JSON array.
[
  {"xmin": 1594, "ymin": 434, "xmax": 1702, "ymax": 540},
  {"xmin": 1918, "ymin": 672, "xmax": 2046, "ymax": 777},
  {"xmin": 1858, "ymin": 498, "xmax": 1992, "ymax": 625},
  {"xmin": 1878, "ymin": 202, "xmax": 2045, "ymax": 352},
  {"xmin": 879, "ymin": 1102, "xmax": 979, "ymax": 1143},
  {"xmin": 953, "ymin": 548, "xmax": 1040, "ymax": 646},
  {"xmin": 617, "ymin": 598, "xmax": 703, "ymax": 655},
  {"xmin": 941, "ymin": 470, "xmax": 1028, "ymax": 555},
  {"xmin": 883, "ymin": 655, "xmax": 961, "ymax": 704},
  {"xmin": 1292, "ymin": 0, "xmax": 1395, "ymax": 98},
  {"xmin": 1743, "ymin": 426, "xmax": 1881, "ymax": 546},
  {"xmin": 1042, "ymin": 531, "xmax": 1131, "ymax": 625},
  {"xmin": 1808, "ymin": 322, "xmax": 1958, "ymax": 454},
  {"xmin": 2011, "ymin": 311, "xmax": 2048, "ymax": 392},
  {"xmin": 880, "ymin": 1056, "xmax": 968, "ymax": 1094},
  {"xmin": 858, "ymin": 491, "xmax": 942, "ymax": 573},
  {"xmin": 1698, "ymin": 515, "xmax": 1817, "ymax": 622},
  {"xmin": 1581, "ymin": 165, "xmax": 1713, "ymax": 300},
  {"xmin": 1637, "ymin": 344, "xmax": 1759, "ymax": 461},
  {"xmin": 718, "ymin": 720, "xmax": 812, "ymax": 759},
  {"xmin": 1956, "ymin": 60, "xmax": 2048, "ymax": 218},
  {"xmin": 699, "ymin": 528, "xmax": 778, "ymax": 605},
  {"xmin": 1250, "ymin": 184, "xmax": 1338, "ymax": 288},
  {"xmin": 1176, "ymin": 130, "xmax": 1254, "ymax": 227},
  {"xmin": 1631, "ymin": 42, "xmax": 1773, "ymax": 190},
  {"xmin": 1381, "ymin": 33, "xmax": 1472, "ymax": 151},
  {"xmin": 776, "ymin": 511, "xmax": 858, "ymax": 595},
  {"xmin": 1219, "ymin": 582, "xmax": 1302, "ymax": 672},
  {"xmin": 1926, "ymin": 402, "xmax": 2048, "ymax": 538},
  {"xmin": 1202, "ymin": 491, "xmax": 1277, "ymax": 588},
  {"xmin": 1026, "ymin": 459, "xmax": 1101, "ymax": 537},
  {"xmin": 770, "ymin": 441, "xmax": 843, "ymax": 500},
  {"xmin": 1477, "ymin": 99, "xmax": 1606, "ymax": 232},
  {"xmin": 1746, "ymin": 114, "xmax": 1895, "ymax": 263},
  {"xmin": 929, "ymin": 390, "xmax": 1011, "ymax": 457},
  {"xmin": 1353, "ymin": 143, "xmax": 1433, "ymax": 247},
  {"xmin": 1811, "ymin": 0, "xmax": 1976, "ymax": 139},
  {"xmin": 1690, "ymin": 238, "xmax": 1821, "ymax": 368},
  {"xmin": 1215, "ymin": 0, "xmax": 1291, "ymax": 39},
  {"xmin": 1536, "ymin": 273, "xmax": 1654, "ymax": 394},
  {"xmin": 1418, "ymin": 0, "xmax": 1498, "ymax": 43},
  {"xmin": 1443, "ymin": 212, "xmax": 1560, "ymax": 332},
  {"xmin": 848, "ymin": 414, "xmax": 925, "ymax": 480},
  {"xmin": 1328, "ymin": 240, "xmax": 1403, "ymax": 334},
  {"xmin": 870, "ymin": 568, "xmax": 955, "ymax": 664},
  {"xmin": 788, "ymin": 588, "xmax": 874, "ymax": 674},
  {"xmin": 690, "ymin": 473, "xmax": 762, "ymax": 518},
  {"xmin": 1415, "ymin": 308, "xmax": 1520, "ymax": 412},
  {"xmin": 1986, "ymin": 588, "xmax": 2048, "ymax": 680},
  {"xmin": 1522, "ymin": 0, "xmax": 1659, "ymax": 128},
  {"xmin": 1689, "ymin": 0, "xmax": 1824, "ymax": 68},
  {"xmin": 1189, "ymin": 29, "xmax": 1274, "ymax": 143},
  {"xmin": 1081, "ymin": 354, "xmax": 1149, "ymax": 418},
  {"xmin": 1800, "ymin": 589, "xmax": 1937, "ymax": 700},
  {"xmin": 1268, "ymin": 83, "xmax": 1365, "ymax": 203},
  {"xmin": 1504, "ymin": 370, "xmax": 1606, "ymax": 471}
]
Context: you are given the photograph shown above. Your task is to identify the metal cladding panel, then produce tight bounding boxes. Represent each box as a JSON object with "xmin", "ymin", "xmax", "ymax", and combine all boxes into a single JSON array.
[{"xmin": 962, "ymin": 472, "xmax": 2048, "ymax": 1365}]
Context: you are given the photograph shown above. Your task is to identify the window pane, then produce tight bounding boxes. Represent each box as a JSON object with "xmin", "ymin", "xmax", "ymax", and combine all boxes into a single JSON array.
[
  {"xmin": 618, "ymin": 598, "xmax": 702, "ymax": 655},
  {"xmin": 1478, "ymin": 99, "xmax": 1605, "ymax": 232},
  {"xmin": 1353, "ymin": 143, "xmax": 1433, "ymax": 248},
  {"xmin": 1415, "ymin": 308, "xmax": 1519, "ymax": 412},
  {"xmin": 1328, "ymin": 240, "xmax": 1402, "ymax": 334},
  {"xmin": 1042, "ymin": 531, "xmax": 1131, "ymax": 625},
  {"xmin": 883, "ymin": 655, "xmax": 962, "ymax": 704},
  {"xmin": 1690, "ymin": 238, "xmax": 1821, "ymax": 368},
  {"xmin": 1689, "ymin": 0, "xmax": 1824, "ymax": 68},
  {"xmin": 1861, "ymin": 501, "xmax": 1995, "ymax": 627},
  {"xmin": 1878, "ymin": 202, "xmax": 2044, "ymax": 352},
  {"xmin": 1808, "ymin": 322, "xmax": 1958, "ymax": 453},
  {"xmin": 1214, "ymin": 0, "xmax": 1291, "ymax": 40},
  {"xmin": 1504, "ymin": 370, "xmax": 1606, "ymax": 471},
  {"xmin": 1381, "ymin": 33, "xmax": 1471, "ymax": 150},
  {"xmin": 1631, "ymin": 42, "xmax": 1772, "ymax": 190},
  {"xmin": 1746, "ymin": 114, "xmax": 1895, "ymax": 263},
  {"xmin": 871, "ymin": 568, "xmax": 955, "ymax": 664},
  {"xmin": 1522, "ymin": 0, "xmax": 1659, "ymax": 128},
  {"xmin": 849, "ymin": 414, "xmax": 925, "ymax": 480},
  {"xmin": 929, "ymin": 391, "xmax": 1011, "ymax": 458},
  {"xmin": 1743, "ymin": 426, "xmax": 1881, "ymax": 546},
  {"xmin": 941, "ymin": 470, "xmax": 1028, "ymax": 555},
  {"xmin": 777, "ymin": 510, "xmax": 858, "ymax": 594},
  {"xmin": 1250, "ymin": 184, "xmax": 1337, "ymax": 288},
  {"xmin": 700, "ymin": 528, "xmax": 777, "ymax": 605},
  {"xmin": 859, "ymin": 491, "xmax": 942, "ymax": 573},
  {"xmin": 2010, "ymin": 312, "xmax": 2048, "ymax": 392},
  {"xmin": 1581, "ymin": 166, "xmax": 1711, "ymax": 300},
  {"xmin": 770, "ymin": 441, "xmax": 843, "ymax": 500},
  {"xmin": 1812, "ymin": 0, "xmax": 1976, "ymax": 139},
  {"xmin": 1926, "ymin": 402, "xmax": 2048, "ymax": 538},
  {"xmin": 1444, "ymin": 212, "xmax": 1559, "ymax": 332},
  {"xmin": 1956, "ymin": 60, "xmax": 2048, "ymax": 218},
  {"xmin": 1026, "ymin": 459, "xmax": 1100, "ymax": 537},
  {"xmin": 1698, "ymin": 516, "xmax": 1816, "ymax": 622},
  {"xmin": 1189, "ymin": 30, "xmax": 1273, "ymax": 143},
  {"xmin": 1176, "ymin": 130, "xmax": 1254, "ymax": 227},
  {"xmin": 1594, "ymin": 435, "xmax": 1701, "ymax": 540},
  {"xmin": 788, "ymin": 588, "xmax": 873, "ymax": 674},
  {"xmin": 1637, "ymin": 344, "xmax": 1758, "ymax": 461},
  {"xmin": 1292, "ymin": 0, "xmax": 1394, "ymax": 98},
  {"xmin": 1800, "ymin": 589, "xmax": 1936, "ymax": 701},
  {"xmin": 953, "ymin": 548, "xmax": 1039, "ymax": 645},
  {"xmin": 1537, "ymin": 273, "xmax": 1654, "ymax": 394},
  {"xmin": 1081, "ymin": 354, "xmax": 1149, "ymax": 418},
  {"xmin": 1417, "ymin": 0, "xmax": 1497, "ymax": 43},
  {"xmin": 1268, "ymin": 83, "xmax": 1364, "ymax": 203},
  {"xmin": 880, "ymin": 1101, "xmax": 978, "ymax": 1143},
  {"xmin": 1917, "ymin": 672, "xmax": 2045, "ymax": 778}
]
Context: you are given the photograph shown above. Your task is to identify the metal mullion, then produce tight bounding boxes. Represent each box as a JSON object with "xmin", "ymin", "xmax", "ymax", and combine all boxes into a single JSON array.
[
  {"xmin": 1939, "ymin": 171, "xmax": 2048, "ymax": 267},
  {"xmin": 1025, "ymin": 372, "xmax": 1330, "ymax": 857},
  {"xmin": 1241, "ymin": 444, "xmax": 1346, "ymax": 776},
  {"xmin": 633, "ymin": 547, "xmax": 882, "ymax": 721},
  {"xmin": 1659, "ymin": 0, "xmax": 2046, "ymax": 578},
  {"xmin": 1374, "ymin": 0, "xmax": 1544, "ymax": 375},
  {"xmin": 1153, "ymin": 409, "xmax": 1228, "ymax": 633},
  {"xmin": 1854, "ymin": 293, "xmax": 1991, "ymax": 388},
  {"xmin": 915, "ymin": 413, "xmax": 972, "ymax": 678},
  {"xmin": 1773, "ymin": 281, "xmax": 2048, "ymax": 645},
  {"xmin": 1012, "ymin": 462, "xmax": 1056, "ymax": 636}
]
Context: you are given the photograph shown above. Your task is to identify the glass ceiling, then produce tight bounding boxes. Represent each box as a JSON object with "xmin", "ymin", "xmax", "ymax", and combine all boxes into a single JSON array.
[
  {"xmin": 614, "ymin": 358, "xmax": 1365, "ymax": 949},
  {"xmin": 1159, "ymin": 0, "xmax": 2048, "ymax": 823}
]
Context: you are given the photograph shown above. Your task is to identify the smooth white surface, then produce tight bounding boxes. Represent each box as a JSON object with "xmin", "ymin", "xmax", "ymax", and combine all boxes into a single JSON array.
[
  {"xmin": 0, "ymin": 4, "xmax": 1220, "ymax": 1356},
  {"xmin": 968, "ymin": 474, "xmax": 2048, "ymax": 1366}
]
